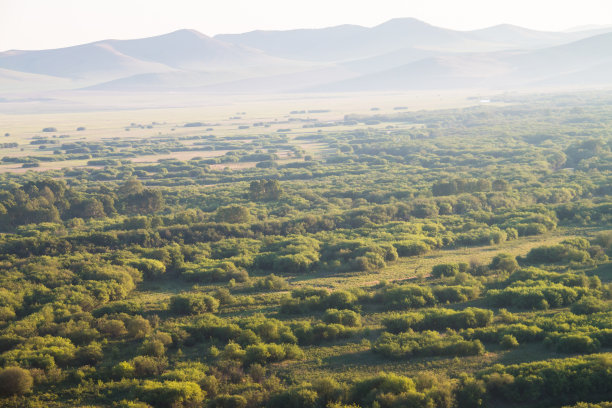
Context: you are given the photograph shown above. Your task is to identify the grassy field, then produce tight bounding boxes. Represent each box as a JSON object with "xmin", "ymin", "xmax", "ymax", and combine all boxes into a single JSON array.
[
  {"xmin": 292, "ymin": 231, "xmax": 574, "ymax": 289},
  {"xmin": 0, "ymin": 90, "xmax": 494, "ymax": 173},
  {"xmin": 1, "ymin": 90, "xmax": 611, "ymax": 407}
]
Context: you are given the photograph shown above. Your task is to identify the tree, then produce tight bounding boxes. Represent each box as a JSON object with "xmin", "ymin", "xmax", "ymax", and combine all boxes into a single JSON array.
[
  {"xmin": 127, "ymin": 316, "xmax": 152, "ymax": 339},
  {"xmin": 130, "ymin": 259, "xmax": 167, "ymax": 279},
  {"xmin": 118, "ymin": 178, "xmax": 144, "ymax": 197},
  {"xmin": 123, "ymin": 189, "xmax": 164, "ymax": 214},
  {"xmin": 455, "ymin": 375, "xmax": 486, "ymax": 408},
  {"xmin": 215, "ymin": 205, "xmax": 251, "ymax": 224},
  {"xmin": 490, "ymin": 254, "xmax": 519, "ymax": 273},
  {"xmin": 76, "ymin": 342, "xmax": 104, "ymax": 365},
  {"xmin": 500, "ymin": 335, "xmax": 519, "ymax": 349},
  {"xmin": 249, "ymin": 179, "xmax": 282, "ymax": 201},
  {"xmin": 432, "ymin": 264, "xmax": 459, "ymax": 278},
  {"xmin": 210, "ymin": 394, "xmax": 247, "ymax": 408},
  {"xmin": 140, "ymin": 339, "xmax": 166, "ymax": 357},
  {"xmin": 170, "ymin": 293, "xmax": 219, "ymax": 315},
  {"xmin": 98, "ymin": 319, "xmax": 128, "ymax": 338},
  {"xmin": 571, "ymin": 296, "xmax": 608, "ymax": 315},
  {"xmin": 0, "ymin": 367, "xmax": 33, "ymax": 396},
  {"xmin": 132, "ymin": 356, "xmax": 167, "ymax": 377},
  {"xmin": 71, "ymin": 198, "xmax": 106, "ymax": 219},
  {"xmin": 492, "ymin": 179, "xmax": 509, "ymax": 191}
]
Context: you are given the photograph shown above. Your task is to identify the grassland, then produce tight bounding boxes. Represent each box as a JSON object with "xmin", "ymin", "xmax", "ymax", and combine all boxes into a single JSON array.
[{"xmin": 0, "ymin": 90, "xmax": 611, "ymax": 408}]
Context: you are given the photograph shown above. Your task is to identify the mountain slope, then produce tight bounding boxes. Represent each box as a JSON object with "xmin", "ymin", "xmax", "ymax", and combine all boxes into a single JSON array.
[
  {"xmin": 311, "ymin": 54, "xmax": 514, "ymax": 91},
  {"xmin": 0, "ymin": 68, "xmax": 75, "ymax": 92},
  {"xmin": 340, "ymin": 47, "xmax": 440, "ymax": 75},
  {"xmin": 309, "ymin": 32, "xmax": 612, "ymax": 92},
  {"xmin": 106, "ymin": 29, "xmax": 281, "ymax": 69},
  {"xmin": 467, "ymin": 24, "xmax": 572, "ymax": 49},
  {"xmin": 215, "ymin": 18, "xmax": 605, "ymax": 62},
  {"xmin": 0, "ymin": 42, "xmax": 173, "ymax": 80},
  {"xmin": 0, "ymin": 29, "xmax": 291, "ymax": 84},
  {"xmin": 216, "ymin": 18, "xmax": 486, "ymax": 62},
  {"xmin": 360, "ymin": 18, "xmax": 472, "ymax": 51},
  {"xmin": 2, "ymin": 20, "xmax": 612, "ymax": 94},
  {"xmin": 215, "ymin": 24, "xmax": 369, "ymax": 61}
]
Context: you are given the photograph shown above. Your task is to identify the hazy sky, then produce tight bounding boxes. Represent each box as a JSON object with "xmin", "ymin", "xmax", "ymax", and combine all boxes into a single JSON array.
[{"xmin": 1, "ymin": 0, "xmax": 612, "ymax": 51}]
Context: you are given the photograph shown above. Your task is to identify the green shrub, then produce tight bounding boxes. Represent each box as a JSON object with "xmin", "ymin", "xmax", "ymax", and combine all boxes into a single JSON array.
[
  {"xmin": 500, "ymin": 334, "xmax": 519, "ymax": 349},
  {"xmin": 490, "ymin": 253, "xmax": 519, "ymax": 273},
  {"xmin": 382, "ymin": 308, "xmax": 492, "ymax": 333},
  {"xmin": 209, "ymin": 394, "xmax": 248, "ymax": 408},
  {"xmin": 393, "ymin": 240, "xmax": 430, "ymax": 257},
  {"xmin": 455, "ymin": 375, "xmax": 486, "ymax": 408},
  {"xmin": 322, "ymin": 309, "xmax": 361, "ymax": 327},
  {"xmin": 373, "ymin": 331, "xmax": 485, "ymax": 358},
  {"xmin": 432, "ymin": 263, "xmax": 460, "ymax": 278},
  {"xmin": 268, "ymin": 387, "xmax": 319, "ymax": 408},
  {"xmin": 169, "ymin": 293, "xmax": 220, "ymax": 315},
  {"xmin": 571, "ymin": 297, "xmax": 608, "ymax": 315},
  {"xmin": 137, "ymin": 380, "xmax": 204, "ymax": 408},
  {"xmin": 547, "ymin": 334, "xmax": 601, "ymax": 354},
  {"xmin": 132, "ymin": 356, "xmax": 167, "ymax": 377},
  {"xmin": 0, "ymin": 366, "xmax": 33, "ymax": 396},
  {"xmin": 481, "ymin": 354, "xmax": 612, "ymax": 405},
  {"xmin": 377, "ymin": 285, "xmax": 436, "ymax": 309}
]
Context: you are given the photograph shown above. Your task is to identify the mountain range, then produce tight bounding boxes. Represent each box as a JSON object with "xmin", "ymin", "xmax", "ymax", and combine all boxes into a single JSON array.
[{"xmin": 1, "ymin": 18, "xmax": 612, "ymax": 95}]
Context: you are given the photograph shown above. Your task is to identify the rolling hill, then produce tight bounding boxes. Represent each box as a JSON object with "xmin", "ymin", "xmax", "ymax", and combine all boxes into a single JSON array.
[
  {"xmin": 1, "ymin": 18, "xmax": 612, "ymax": 95},
  {"xmin": 0, "ymin": 29, "xmax": 300, "ymax": 90},
  {"xmin": 308, "ymin": 32, "xmax": 612, "ymax": 92}
]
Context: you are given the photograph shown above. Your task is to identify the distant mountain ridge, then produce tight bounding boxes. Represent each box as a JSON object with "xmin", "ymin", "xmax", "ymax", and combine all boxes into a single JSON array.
[
  {"xmin": 0, "ymin": 29, "xmax": 287, "ymax": 80},
  {"xmin": 311, "ymin": 32, "xmax": 612, "ymax": 92},
  {"xmin": 1, "ymin": 18, "xmax": 612, "ymax": 94},
  {"xmin": 215, "ymin": 18, "xmax": 608, "ymax": 60}
]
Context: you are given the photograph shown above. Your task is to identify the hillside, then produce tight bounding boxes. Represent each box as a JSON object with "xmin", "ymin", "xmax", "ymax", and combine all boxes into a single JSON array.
[
  {"xmin": 1, "ymin": 19, "xmax": 612, "ymax": 94},
  {"xmin": 311, "ymin": 32, "xmax": 612, "ymax": 91},
  {"xmin": 0, "ymin": 29, "xmax": 301, "ymax": 92}
]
